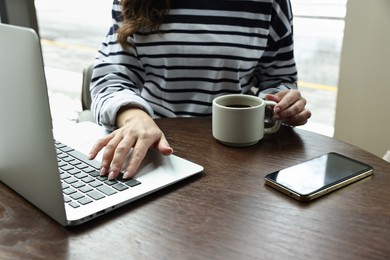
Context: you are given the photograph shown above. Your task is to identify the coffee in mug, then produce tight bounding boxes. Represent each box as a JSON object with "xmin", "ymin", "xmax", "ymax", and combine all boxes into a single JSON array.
[{"xmin": 212, "ymin": 94, "xmax": 281, "ymax": 146}]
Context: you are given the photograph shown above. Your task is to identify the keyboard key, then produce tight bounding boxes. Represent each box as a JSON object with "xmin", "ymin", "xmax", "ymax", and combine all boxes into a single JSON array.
[
  {"xmin": 81, "ymin": 176, "xmax": 95, "ymax": 183},
  {"xmin": 72, "ymin": 181, "xmax": 85, "ymax": 189},
  {"xmin": 87, "ymin": 170, "xmax": 100, "ymax": 177},
  {"xmin": 59, "ymin": 146, "xmax": 74, "ymax": 153},
  {"xmin": 55, "ymin": 142, "xmax": 66, "ymax": 149},
  {"xmin": 79, "ymin": 185, "xmax": 93, "ymax": 193},
  {"xmin": 87, "ymin": 190, "xmax": 105, "ymax": 200},
  {"xmin": 97, "ymin": 176, "xmax": 108, "ymax": 181},
  {"xmin": 68, "ymin": 168, "xmax": 81, "ymax": 175},
  {"xmin": 123, "ymin": 179, "xmax": 141, "ymax": 187},
  {"xmin": 74, "ymin": 172, "xmax": 88, "ymax": 179},
  {"xmin": 57, "ymin": 153, "xmax": 68, "ymax": 159},
  {"xmin": 63, "ymin": 157, "xmax": 75, "ymax": 163},
  {"xmin": 113, "ymin": 183, "xmax": 128, "ymax": 191},
  {"xmin": 104, "ymin": 180, "xmax": 118, "ymax": 186},
  {"xmin": 68, "ymin": 201, "xmax": 80, "ymax": 208},
  {"xmin": 83, "ymin": 167, "xmax": 97, "ymax": 174},
  {"xmin": 75, "ymin": 163, "xmax": 89, "ymax": 170},
  {"xmin": 97, "ymin": 185, "xmax": 117, "ymax": 196},
  {"xmin": 89, "ymin": 180, "xmax": 103, "ymax": 188},
  {"xmin": 70, "ymin": 192, "xmax": 84, "ymax": 200},
  {"xmin": 69, "ymin": 160, "xmax": 82, "ymax": 166},
  {"xmin": 78, "ymin": 197, "xmax": 93, "ymax": 205},
  {"xmin": 61, "ymin": 165, "xmax": 74, "ymax": 171},
  {"xmin": 58, "ymin": 161, "xmax": 67, "ymax": 167},
  {"xmin": 64, "ymin": 177, "xmax": 78, "ymax": 184},
  {"xmin": 60, "ymin": 173, "xmax": 71, "ymax": 180},
  {"xmin": 63, "ymin": 187, "xmax": 77, "ymax": 195}
]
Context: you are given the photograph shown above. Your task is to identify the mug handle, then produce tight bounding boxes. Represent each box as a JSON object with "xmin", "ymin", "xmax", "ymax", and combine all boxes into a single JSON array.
[{"xmin": 263, "ymin": 100, "xmax": 281, "ymax": 134}]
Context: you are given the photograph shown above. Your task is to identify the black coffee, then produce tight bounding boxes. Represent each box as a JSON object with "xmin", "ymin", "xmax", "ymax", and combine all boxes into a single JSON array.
[{"xmin": 225, "ymin": 104, "xmax": 251, "ymax": 108}]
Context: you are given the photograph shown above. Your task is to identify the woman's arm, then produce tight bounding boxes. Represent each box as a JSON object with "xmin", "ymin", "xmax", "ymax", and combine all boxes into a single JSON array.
[
  {"xmin": 258, "ymin": 0, "xmax": 311, "ymax": 126},
  {"xmin": 257, "ymin": 0, "xmax": 298, "ymax": 95},
  {"xmin": 90, "ymin": 0, "xmax": 153, "ymax": 131}
]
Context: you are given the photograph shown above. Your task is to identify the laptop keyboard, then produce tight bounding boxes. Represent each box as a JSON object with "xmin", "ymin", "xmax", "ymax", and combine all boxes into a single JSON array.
[{"xmin": 55, "ymin": 140, "xmax": 141, "ymax": 208}]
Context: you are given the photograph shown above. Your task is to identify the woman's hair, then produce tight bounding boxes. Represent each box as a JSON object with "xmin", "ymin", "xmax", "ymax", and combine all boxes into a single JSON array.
[{"xmin": 117, "ymin": 0, "xmax": 171, "ymax": 47}]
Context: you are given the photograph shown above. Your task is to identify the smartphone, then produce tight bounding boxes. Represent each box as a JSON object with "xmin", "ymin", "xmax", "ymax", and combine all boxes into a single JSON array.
[{"xmin": 264, "ymin": 152, "xmax": 374, "ymax": 201}]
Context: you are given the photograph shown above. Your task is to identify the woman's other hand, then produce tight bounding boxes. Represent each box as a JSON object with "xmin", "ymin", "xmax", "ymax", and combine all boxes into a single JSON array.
[{"xmin": 265, "ymin": 90, "xmax": 312, "ymax": 126}]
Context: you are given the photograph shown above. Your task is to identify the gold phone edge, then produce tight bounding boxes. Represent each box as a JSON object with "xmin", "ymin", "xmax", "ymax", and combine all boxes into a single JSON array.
[{"xmin": 265, "ymin": 169, "xmax": 374, "ymax": 202}]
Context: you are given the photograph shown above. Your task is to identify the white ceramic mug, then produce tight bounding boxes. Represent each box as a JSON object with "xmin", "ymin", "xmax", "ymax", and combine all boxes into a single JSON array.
[{"xmin": 212, "ymin": 94, "xmax": 281, "ymax": 146}]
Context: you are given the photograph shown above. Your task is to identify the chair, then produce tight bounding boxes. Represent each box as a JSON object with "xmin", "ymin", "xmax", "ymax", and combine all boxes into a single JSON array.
[
  {"xmin": 383, "ymin": 151, "xmax": 390, "ymax": 163},
  {"xmin": 77, "ymin": 63, "xmax": 95, "ymax": 122}
]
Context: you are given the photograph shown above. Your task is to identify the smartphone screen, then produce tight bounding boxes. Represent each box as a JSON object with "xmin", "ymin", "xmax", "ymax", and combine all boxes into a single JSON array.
[{"xmin": 264, "ymin": 152, "xmax": 373, "ymax": 201}]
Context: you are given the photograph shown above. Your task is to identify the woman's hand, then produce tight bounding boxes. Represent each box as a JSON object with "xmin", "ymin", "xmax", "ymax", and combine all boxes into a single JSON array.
[
  {"xmin": 88, "ymin": 108, "xmax": 173, "ymax": 180},
  {"xmin": 265, "ymin": 89, "xmax": 311, "ymax": 126}
]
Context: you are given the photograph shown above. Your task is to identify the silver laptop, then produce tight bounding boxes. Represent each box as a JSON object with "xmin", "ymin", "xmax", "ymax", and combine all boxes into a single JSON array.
[{"xmin": 0, "ymin": 24, "xmax": 203, "ymax": 226}]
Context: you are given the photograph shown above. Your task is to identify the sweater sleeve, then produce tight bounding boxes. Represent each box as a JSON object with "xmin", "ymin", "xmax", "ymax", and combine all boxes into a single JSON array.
[
  {"xmin": 90, "ymin": 0, "xmax": 153, "ymax": 131},
  {"xmin": 257, "ymin": 0, "xmax": 298, "ymax": 98}
]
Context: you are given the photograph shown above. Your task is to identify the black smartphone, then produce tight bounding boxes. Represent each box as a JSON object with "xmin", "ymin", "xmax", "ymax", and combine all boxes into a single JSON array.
[{"xmin": 264, "ymin": 152, "xmax": 374, "ymax": 201}]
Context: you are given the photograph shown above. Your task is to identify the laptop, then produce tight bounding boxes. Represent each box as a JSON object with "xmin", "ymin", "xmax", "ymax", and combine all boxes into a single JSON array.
[{"xmin": 0, "ymin": 24, "xmax": 203, "ymax": 226}]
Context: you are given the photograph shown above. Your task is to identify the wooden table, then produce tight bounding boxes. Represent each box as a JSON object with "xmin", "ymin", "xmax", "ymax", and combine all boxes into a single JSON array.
[{"xmin": 1, "ymin": 118, "xmax": 389, "ymax": 259}]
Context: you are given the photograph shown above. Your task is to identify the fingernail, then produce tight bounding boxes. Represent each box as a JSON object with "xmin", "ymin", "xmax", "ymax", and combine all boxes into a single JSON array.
[
  {"xmin": 123, "ymin": 171, "xmax": 130, "ymax": 179},
  {"xmin": 100, "ymin": 167, "xmax": 107, "ymax": 176},
  {"xmin": 108, "ymin": 171, "xmax": 115, "ymax": 180},
  {"xmin": 88, "ymin": 153, "xmax": 93, "ymax": 160}
]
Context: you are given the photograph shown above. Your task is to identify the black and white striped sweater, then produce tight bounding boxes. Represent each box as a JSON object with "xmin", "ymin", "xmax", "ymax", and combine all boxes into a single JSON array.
[{"xmin": 91, "ymin": 0, "xmax": 298, "ymax": 130}]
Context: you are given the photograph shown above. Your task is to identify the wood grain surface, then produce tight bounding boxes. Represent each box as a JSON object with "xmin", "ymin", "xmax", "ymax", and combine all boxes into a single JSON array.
[{"xmin": 1, "ymin": 118, "xmax": 389, "ymax": 259}]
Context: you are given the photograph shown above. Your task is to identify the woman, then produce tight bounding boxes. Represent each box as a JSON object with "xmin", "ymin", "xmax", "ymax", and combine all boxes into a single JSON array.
[{"xmin": 89, "ymin": 0, "xmax": 311, "ymax": 180}]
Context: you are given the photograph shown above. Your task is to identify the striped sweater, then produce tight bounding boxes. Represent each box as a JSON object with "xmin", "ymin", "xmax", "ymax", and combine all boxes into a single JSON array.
[{"xmin": 91, "ymin": 0, "xmax": 298, "ymax": 130}]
